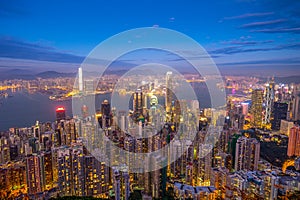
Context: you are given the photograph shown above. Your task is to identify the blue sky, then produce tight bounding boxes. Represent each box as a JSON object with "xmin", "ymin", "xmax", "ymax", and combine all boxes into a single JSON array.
[{"xmin": 0, "ymin": 0, "xmax": 300, "ymax": 76}]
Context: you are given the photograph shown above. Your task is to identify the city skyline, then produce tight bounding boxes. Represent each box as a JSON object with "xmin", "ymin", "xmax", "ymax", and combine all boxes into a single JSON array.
[{"xmin": 1, "ymin": 1, "xmax": 300, "ymax": 200}]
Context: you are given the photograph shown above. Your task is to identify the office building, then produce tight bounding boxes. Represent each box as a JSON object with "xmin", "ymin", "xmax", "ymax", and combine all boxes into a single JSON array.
[
  {"xmin": 165, "ymin": 71, "xmax": 173, "ymax": 115},
  {"xmin": 56, "ymin": 107, "xmax": 66, "ymax": 122},
  {"xmin": 272, "ymin": 102, "xmax": 288, "ymax": 130},
  {"xmin": 251, "ymin": 89, "xmax": 263, "ymax": 128},
  {"xmin": 263, "ymin": 79, "xmax": 275, "ymax": 127}
]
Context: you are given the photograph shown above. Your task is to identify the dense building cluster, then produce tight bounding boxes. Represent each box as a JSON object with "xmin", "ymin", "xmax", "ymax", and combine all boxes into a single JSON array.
[{"xmin": 1, "ymin": 72, "xmax": 300, "ymax": 199}]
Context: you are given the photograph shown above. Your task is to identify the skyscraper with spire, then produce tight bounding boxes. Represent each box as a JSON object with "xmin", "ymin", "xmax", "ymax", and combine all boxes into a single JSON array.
[{"xmin": 263, "ymin": 77, "xmax": 275, "ymax": 129}]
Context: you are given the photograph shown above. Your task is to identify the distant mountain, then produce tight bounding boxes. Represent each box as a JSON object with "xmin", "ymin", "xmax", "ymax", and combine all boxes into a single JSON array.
[
  {"xmin": 36, "ymin": 71, "xmax": 76, "ymax": 78},
  {"xmin": 0, "ymin": 69, "xmax": 76, "ymax": 80},
  {"xmin": 0, "ymin": 69, "xmax": 35, "ymax": 80}
]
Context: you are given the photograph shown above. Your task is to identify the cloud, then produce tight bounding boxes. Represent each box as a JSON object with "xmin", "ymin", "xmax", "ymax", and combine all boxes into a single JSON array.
[
  {"xmin": 221, "ymin": 39, "xmax": 273, "ymax": 45},
  {"xmin": 219, "ymin": 57, "xmax": 300, "ymax": 66},
  {"xmin": 0, "ymin": 37, "xmax": 84, "ymax": 63},
  {"xmin": 224, "ymin": 12, "xmax": 274, "ymax": 20},
  {"xmin": 240, "ymin": 19, "xmax": 287, "ymax": 28},
  {"xmin": 228, "ymin": 1, "xmax": 300, "ymax": 35},
  {"xmin": 251, "ymin": 27, "xmax": 300, "ymax": 33},
  {"xmin": 210, "ymin": 42, "xmax": 300, "ymax": 55},
  {"xmin": 169, "ymin": 17, "xmax": 175, "ymax": 22}
]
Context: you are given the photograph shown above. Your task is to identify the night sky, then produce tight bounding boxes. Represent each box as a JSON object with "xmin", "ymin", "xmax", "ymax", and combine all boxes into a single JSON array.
[{"xmin": 0, "ymin": 0, "xmax": 300, "ymax": 76}]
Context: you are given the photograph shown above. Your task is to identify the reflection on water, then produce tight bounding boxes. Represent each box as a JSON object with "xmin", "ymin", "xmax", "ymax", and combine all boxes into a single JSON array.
[{"xmin": 0, "ymin": 83, "xmax": 214, "ymax": 131}]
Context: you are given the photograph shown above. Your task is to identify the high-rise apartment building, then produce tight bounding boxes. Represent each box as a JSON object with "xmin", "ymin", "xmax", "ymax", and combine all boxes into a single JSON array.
[
  {"xmin": 287, "ymin": 126, "xmax": 300, "ymax": 157},
  {"xmin": 234, "ymin": 137, "xmax": 260, "ymax": 171},
  {"xmin": 25, "ymin": 154, "xmax": 46, "ymax": 195}
]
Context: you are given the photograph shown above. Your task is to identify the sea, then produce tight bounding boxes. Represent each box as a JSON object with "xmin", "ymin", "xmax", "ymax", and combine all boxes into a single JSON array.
[{"xmin": 0, "ymin": 83, "xmax": 217, "ymax": 131}]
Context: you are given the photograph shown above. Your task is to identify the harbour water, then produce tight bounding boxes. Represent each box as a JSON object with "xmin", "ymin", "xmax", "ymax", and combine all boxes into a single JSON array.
[{"xmin": 0, "ymin": 83, "xmax": 213, "ymax": 131}]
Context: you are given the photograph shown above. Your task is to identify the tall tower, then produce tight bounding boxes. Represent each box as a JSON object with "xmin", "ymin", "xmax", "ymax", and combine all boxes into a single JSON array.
[
  {"xmin": 234, "ymin": 136, "xmax": 260, "ymax": 171},
  {"xmin": 292, "ymin": 87, "xmax": 300, "ymax": 121},
  {"xmin": 165, "ymin": 72, "xmax": 173, "ymax": 114},
  {"xmin": 78, "ymin": 67, "xmax": 83, "ymax": 92},
  {"xmin": 271, "ymin": 102, "xmax": 288, "ymax": 130},
  {"xmin": 25, "ymin": 154, "xmax": 46, "ymax": 195},
  {"xmin": 112, "ymin": 166, "xmax": 130, "ymax": 200},
  {"xmin": 263, "ymin": 78, "xmax": 275, "ymax": 128},
  {"xmin": 251, "ymin": 89, "xmax": 263, "ymax": 128},
  {"xmin": 56, "ymin": 107, "xmax": 66, "ymax": 122},
  {"xmin": 287, "ymin": 126, "xmax": 300, "ymax": 157},
  {"xmin": 101, "ymin": 99, "xmax": 111, "ymax": 128},
  {"xmin": 133, "ymin": 89, "xmax": 144, "ymax": 117}
]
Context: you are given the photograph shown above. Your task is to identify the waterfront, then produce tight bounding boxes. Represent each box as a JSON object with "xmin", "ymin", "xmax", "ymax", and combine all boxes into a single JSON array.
[{"xmin": 0, "ymin": 83, "xmax": 214, "ymax": 131}]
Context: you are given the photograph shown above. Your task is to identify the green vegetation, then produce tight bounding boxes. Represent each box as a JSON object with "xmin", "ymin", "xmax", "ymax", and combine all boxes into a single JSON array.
[{"xmin": 129, "ymin": 190, "xmax": 142, "ymax": 200}]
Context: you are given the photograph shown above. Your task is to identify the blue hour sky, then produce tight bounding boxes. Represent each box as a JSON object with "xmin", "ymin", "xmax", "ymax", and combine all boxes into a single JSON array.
[{"xmin": 0, "ymin": 0, "xmax": 300, "ymax": 76}]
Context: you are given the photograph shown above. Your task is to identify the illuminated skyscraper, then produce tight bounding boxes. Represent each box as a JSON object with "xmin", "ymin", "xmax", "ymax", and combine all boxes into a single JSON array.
[
  {"xmin": 81, "ymin": 105, "xmax": 89, "ymax": 118},
  {"xmin": 112, "ymin": 166, "xmax": 130, "ymax": 200},
  {"xmin": 165, "ymin": 71, "xmax": 173, "ymax": 114},
  {"xmin": 241, "ymin": 102, "xmax": 249, "ymax": 116},
  {"xmin": 44, "ymin": 151, "xmax": 53, "ymax": 189},
  {"xmin": 78, "ymin": 67, "xmax": 83, "ymax": 92},
  {"xmin": 234, "ymin": 137, "xmax": 260, "ymax": 171},
  {"xmin": 287, "ymin": 126, "xmax": 300, "ymax": 157},
  {"xmin": 84, "ymin": 156, "xmax": 110, "ymax": 196},
  {"xmin": 292, "ymin": 93, "xmax": 300, "ymax": 121},
  {"xmin": 25, "ymin": 154, "xmax": 46, "ymax": 195},
  {"xmin": 263, "ymin": 78, "xmax": 275, "ymax": 128},
  {"xmin": 57, "ymin": 146, "xmax": 85, "ymax": 196},
  {"xmin": 56, "ymin": 107, "xmax": 66, "ymax": 122},
  {"xmin": 101, "ymin": 99, "xmax": 111, "ymax": 128},
  {"xmin": 251, "ymin": 89, "xmax": 263, "ymax": 128},
  {"xmin": 133, "ymin": 89, "xmax": 144, "ymax": 118},
  {"xmin": 57, "ymin": 148, "xmax": 72, "ymax": 196},
  {"xmin": 84, "ymin": 79, "xmax": 95, "ymax": 94},
  {"xmin": 271, "ymin": 102, "xmax": 288, "ymax": 130}
]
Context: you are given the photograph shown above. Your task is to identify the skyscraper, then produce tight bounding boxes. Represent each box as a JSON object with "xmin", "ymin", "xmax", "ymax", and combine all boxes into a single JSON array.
[
  {"xmin": 251, "ymin": 89, "xmax": 263, "ymax": 128},
  {"xmin": 292, "ymin": 93, "xmax": 300, "ymax": 121},
  {"xmin": 56, "ymin": 107, "xmax": 66, "ymax": 122},
  {"xmin": 165, "ymin": 71, "xmax": 173, "ymax": 114},
  {"xmin": 234, "ymin": 136, "xmax": 260, "ymax": 171},
  {"xmin": 25, "ymin": 154, "xmax": 46, "ymax": 195},
  {"xmin": 133, "ymin": 89, "xmax": 144, "ymax": 118},
  {"xmin": 112, "ymin": 166, "xmax": 130, "ymax": 200},
  {"xmin": 271, "ymin": 102, "xmax": 288, "ymax": 130},
  {"xmin": 287, "ymin": 126, "xmax": 300, "ymax": 157},
  {"xmin": 78, "ymin": 67, "xmax": 83, "ymax": 92},
  {"xmin": 101, "ymin": 99, "xmax": 111, "ymax": 128},
  {"xmin": 263, "ymin": 79, "xmax": 275, "ymax": 128},
  {"xmin": 84, "ymin": 79, "xmax": 95, "ymax": 94}
]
